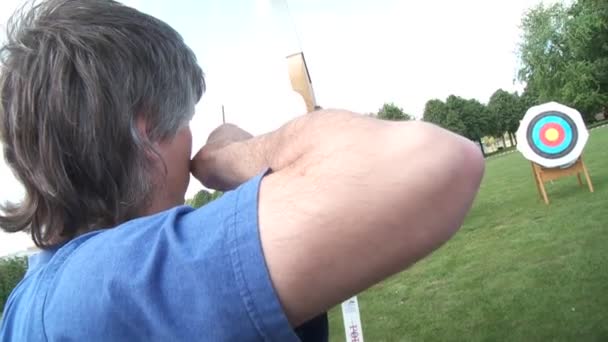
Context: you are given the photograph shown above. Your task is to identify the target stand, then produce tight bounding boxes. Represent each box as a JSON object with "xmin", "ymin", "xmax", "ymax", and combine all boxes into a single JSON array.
[
  {"xmin": 531, "ymin": 156, "xmax": 594, "ymax": 205},
  {"xmin": 516, "ymin": 102, "xmax": 594, "ymax": 204}
]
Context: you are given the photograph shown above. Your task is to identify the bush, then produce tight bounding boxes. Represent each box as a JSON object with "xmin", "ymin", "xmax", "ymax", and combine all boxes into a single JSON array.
[
  {"xmin": 0, "ymin": 257, "xmax": 28, "ymax": 314},
  {"xmin": 186, "ymin": 190, "xmax": 223, "ymax": 209}
]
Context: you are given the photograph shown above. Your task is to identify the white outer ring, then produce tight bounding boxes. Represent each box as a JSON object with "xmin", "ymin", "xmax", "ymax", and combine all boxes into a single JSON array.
[{"xmin": 515, "ymin": 102, "xmax": 589, "ymax": 168}]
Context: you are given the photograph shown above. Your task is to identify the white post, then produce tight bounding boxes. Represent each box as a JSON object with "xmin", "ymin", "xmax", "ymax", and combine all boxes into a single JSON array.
[{"xmin": 341, "ymin": 296, "xmax": 364, "ymax": 342}]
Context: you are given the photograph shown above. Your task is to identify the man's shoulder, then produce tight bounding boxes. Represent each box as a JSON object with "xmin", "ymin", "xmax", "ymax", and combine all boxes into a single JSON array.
[{"xmin": 39, "ymin": 171, "xmax": 298, "ymax": 341}]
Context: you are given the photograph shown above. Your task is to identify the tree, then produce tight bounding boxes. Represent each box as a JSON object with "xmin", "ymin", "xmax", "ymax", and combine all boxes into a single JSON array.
[
  {"xmin": 423, "ymin": 96, "xmax": 489, "ymax": 156},
  {"xmin": 443, "ymin": 109, "xmax": 467, "ymax": 137},
  {"xmin": 444, "ymin": 95, "xmax": 472, "ymax": 138},
  {"xmin": 1, "ymin": 257, "xmax": 27, "ymax": 314},
  {"xmin": 423, "ymin": 98, "xmax": 466, "ymax": 135},
  {"xmin": 520, "ymin": 86, "xmax": 539, "ymax": 111},
  {"xmin": 518, "ymin": 3, "xmax": 570, "ymax": 104},
  {"xmin": 518, "ymin": 1, "xmax": 608, "ymax": 122},
  {"xmin": 186, "ymin": 189, "xmax": 223, "ymax": 209},
  {"xmin": 566, "ymin": 0, "xmax": 608, "ymax": 118},
  {"xmin": 461, "ymin": 98, "xmax": 490, "ymax": 155},
  {"xmin": 506, "ymin": 93, "xmax": 525, "ymax": 146},
  {"xmin": 487, "ymin": 89, "xmax": 522, "ymax": 146},
  {"xmin": 422, "ymin": 99, "xmax": 447, "ymax": 125},
  {"xmin": 377, "ymin": 103, "xmax": 413, "ymax": 121},
  {"xmin": 446, "ymin": 96, "xmax": 490, "ymax": 155}
]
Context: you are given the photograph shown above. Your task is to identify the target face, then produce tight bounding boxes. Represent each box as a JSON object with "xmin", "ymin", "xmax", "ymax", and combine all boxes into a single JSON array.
[{"xmin": 516, "ymin": 102, "xmax": 588, "ymax": 168}]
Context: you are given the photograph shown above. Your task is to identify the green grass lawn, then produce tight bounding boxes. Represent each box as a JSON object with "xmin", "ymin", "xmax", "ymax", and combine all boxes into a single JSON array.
[{"xmin": 328, "ymin": 126, "xmax": 608, "ymax": 341}]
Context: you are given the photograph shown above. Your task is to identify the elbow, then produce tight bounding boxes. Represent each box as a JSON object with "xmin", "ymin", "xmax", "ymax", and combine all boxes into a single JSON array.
[
  {"xmin": 440, "ymin": 130, "xmax": 486, "ymax": 229},
  {"xmin": 434, "ymin": 127, "xmax": 486, "ymax": 200},
  {"xmin": 415, "ymin": 121, "xmax": 485, "ymax": 187},
  {"xmin": 405, "ymin": 121, "xmax": 486, "ymax": 213},
  {"xmin": 458, "ymin": 137, "xmax": 486, "ymax": 190},
  {"xmin": 415, "ymin": 125, "xmax": 486, "ymax": 240},
  {"xmin": 444, "ymin": 140, "xmax": 485, "ymax": 236}
]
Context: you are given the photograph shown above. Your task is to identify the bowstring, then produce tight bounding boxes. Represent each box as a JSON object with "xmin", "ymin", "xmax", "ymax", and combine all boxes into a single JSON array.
[{"xmin": 283, "ymin": 0, "xmax": 304, "ymax": 53}]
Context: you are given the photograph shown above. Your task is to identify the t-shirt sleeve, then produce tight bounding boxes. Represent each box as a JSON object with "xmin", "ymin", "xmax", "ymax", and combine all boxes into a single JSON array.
[
  {"xmin": 43, "ymin": 170, "xmax": 300, "ymax": 342},
  {"xmin": 225, "ymin": 169, "xmax": 301, "ymax": 341}
]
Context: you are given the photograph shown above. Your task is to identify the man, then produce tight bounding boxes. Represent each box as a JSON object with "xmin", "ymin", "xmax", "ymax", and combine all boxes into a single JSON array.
[{"xmin": 0, "ymin": 0, "xmax": 484, "ymax": 341}]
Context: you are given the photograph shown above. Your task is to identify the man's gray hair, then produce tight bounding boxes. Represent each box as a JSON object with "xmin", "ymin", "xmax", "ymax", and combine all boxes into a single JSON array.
[{"xmin": 0, "ymin": 0, "xmax": 205, "ymax": 248}]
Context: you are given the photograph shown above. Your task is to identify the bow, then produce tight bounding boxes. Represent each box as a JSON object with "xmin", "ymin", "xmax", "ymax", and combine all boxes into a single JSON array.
[{"xmin": 270, "ymin": 2, "xmax": 365, "ymax": 341}]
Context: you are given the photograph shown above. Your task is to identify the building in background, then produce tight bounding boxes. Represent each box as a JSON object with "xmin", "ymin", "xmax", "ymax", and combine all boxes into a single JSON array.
[{"xmin": 1, "ymin": 245, "xmax": 39, "ymax": 259}]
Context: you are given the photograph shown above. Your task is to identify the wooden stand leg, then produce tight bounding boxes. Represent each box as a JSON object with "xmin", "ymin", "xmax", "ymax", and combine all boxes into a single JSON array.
[
  {"xmin": 582, "ymin": 161, "xmax": 594, "ymax": 193},
  {"xmin": 531, "ymin": 163, "xmax": 543, "ymax": 200},
  {"xmin": 532, "ymin": 163, "xmax": 550, "ymax": 204},
  {"xmin": 538, "ymin": 176, "xmax": 550, "ymax": 204},
  {"xmin": 577, "ymin": 173, "xmax": 583, "ymax": 187}
]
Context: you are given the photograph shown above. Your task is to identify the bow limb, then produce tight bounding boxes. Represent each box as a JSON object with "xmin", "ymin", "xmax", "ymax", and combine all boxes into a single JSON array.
[
  {"xmin": 269, "ymin": 0, "xmax": 318, "ymax": 112},
  {"xmin": 286, "ymin": 52, "xmax": 318, "ymax": 112}
]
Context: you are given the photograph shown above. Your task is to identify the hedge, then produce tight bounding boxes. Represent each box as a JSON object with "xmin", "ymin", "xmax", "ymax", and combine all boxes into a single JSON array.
[{"xmin": 587, "ymin": 120, "xmax": 608, "ymax": 130}]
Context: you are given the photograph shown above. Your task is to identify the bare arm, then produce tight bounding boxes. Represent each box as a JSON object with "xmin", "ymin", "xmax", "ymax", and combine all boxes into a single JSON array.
[{"xmin": 192, "ymin": 110, "xmax": 485, "ymax": 326}]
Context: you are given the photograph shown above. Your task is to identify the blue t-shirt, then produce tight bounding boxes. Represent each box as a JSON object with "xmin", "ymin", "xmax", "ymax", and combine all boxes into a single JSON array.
[{"xmin": 0, "ymin": 171, "xmax": 323, "ymax": 341}]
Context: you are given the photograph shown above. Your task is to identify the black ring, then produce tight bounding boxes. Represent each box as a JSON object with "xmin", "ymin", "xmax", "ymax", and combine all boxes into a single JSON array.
[{"xmin": 526, "ymin": 111, "xmax": 578, "ymax": 160}]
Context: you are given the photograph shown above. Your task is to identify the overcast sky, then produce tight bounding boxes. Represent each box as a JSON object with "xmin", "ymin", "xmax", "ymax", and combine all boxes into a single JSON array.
[{"xmin": 0, "ymin": 0, "xmax": 553, "ymax": 255}]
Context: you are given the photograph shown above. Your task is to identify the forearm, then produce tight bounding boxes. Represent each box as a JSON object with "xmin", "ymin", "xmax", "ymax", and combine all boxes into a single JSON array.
[
  {"xmin": 193, "ymin": 109, "xmax": 479, "ymax": 196},
  {"xmin": 192, "ymin": 110, "xmax": 379, "ymax": 190}
]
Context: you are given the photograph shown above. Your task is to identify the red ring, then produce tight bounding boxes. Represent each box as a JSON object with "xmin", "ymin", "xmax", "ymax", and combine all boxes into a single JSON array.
[{"xmin": 539, "ymin": 122, "xmax": 565, "ymax": 147}]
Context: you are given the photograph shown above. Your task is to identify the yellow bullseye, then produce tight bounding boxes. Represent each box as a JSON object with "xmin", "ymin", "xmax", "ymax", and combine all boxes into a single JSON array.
[{"xmin": 545, "ymin": 128, "xmax": 560, "ymax": 142}]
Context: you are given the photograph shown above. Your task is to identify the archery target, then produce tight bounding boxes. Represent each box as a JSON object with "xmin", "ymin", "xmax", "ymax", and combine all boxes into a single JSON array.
[{"xmin": 516, "ymin": 102, "xmax": 588, "ymax": 168}]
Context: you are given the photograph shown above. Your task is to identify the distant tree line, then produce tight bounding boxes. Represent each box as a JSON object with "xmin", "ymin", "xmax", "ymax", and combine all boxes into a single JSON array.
[
  {"xmin": 369, "ymin": 90, "xmax": 529, "ymax": 157},
  {"xmin": 422, "ymin": 90, "xmax": 531, "ymax": 156}
]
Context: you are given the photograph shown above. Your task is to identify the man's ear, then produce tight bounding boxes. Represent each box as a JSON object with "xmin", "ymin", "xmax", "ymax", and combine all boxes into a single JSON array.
[
  {"xmin": 135, "ymin": 116, "xmax": 163, "ymax": 164},
  {"xmin": 135, "ymin": 116, "xmax": 150, "ymax": 141}
]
